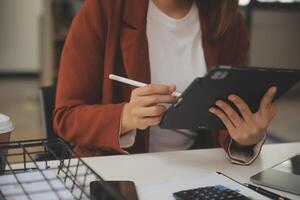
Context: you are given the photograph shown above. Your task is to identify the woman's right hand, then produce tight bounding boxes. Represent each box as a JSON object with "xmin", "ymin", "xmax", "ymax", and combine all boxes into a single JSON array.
[{"xmin": 121, "ymin": 84, "xmax": 177, "ymax": 134}]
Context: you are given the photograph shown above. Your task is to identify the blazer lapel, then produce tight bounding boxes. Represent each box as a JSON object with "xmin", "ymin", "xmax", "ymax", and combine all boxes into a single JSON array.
[
  {"xmin": 120, "ymin": 0, "xmax": 151, "ymax": 84},
  {"xmin": 120, "ymin": 0, "xmax": 151, "ymax": 153},
  {"xmin": 197, "ymin": 3, "xmax": 222, "ymax": 70}
]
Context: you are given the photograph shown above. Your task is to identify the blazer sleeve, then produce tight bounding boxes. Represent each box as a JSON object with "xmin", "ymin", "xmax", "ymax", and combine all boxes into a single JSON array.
[
  {"xmin": 53, "ymin": 0, "xmax": 125, "ymax": 155},
  {"xmin": 217, "ymin": 13, "xmax": 264, "ymax": 165}
]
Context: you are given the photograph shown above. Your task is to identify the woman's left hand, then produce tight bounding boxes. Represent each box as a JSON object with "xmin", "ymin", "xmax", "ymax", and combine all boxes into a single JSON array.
[{"xmin": 209, "ymin": 87, "xmax": 278, "ymax": 146}]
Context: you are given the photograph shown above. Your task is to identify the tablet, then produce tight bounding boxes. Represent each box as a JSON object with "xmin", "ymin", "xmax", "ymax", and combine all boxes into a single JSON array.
[
  {"xmin": 250, "ymin": 154, "xmax": 300, "ymax": 195},
  {"xmin": 159, "ymin": 65, "xmax": 300, "ymax": 130}
]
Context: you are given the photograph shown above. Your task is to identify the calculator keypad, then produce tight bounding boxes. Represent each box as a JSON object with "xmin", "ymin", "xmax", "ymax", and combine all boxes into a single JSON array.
[{"xmin": 173, "ymin": 185, "xmax": 251, "ymax": 200}]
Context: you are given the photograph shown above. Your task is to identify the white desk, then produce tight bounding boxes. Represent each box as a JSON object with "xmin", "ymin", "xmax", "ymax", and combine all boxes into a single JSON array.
[{"xmin": 83, "ymin": 142, "xmax": 300, "ymax": 200}]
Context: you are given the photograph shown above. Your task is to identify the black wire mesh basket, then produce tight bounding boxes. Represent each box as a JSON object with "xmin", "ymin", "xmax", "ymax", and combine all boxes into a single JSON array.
[{"xmin": 0, "ymin": 139, "xmax": 125, "ymax": 200}]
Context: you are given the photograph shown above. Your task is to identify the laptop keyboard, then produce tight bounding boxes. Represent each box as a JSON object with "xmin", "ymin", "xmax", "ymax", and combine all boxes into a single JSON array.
[{"xmin": 173, "ymin": 185, "xmax": 251, "ymax": 200}]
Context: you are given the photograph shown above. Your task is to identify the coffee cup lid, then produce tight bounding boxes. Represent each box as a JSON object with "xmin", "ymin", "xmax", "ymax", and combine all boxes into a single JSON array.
[{"xmin": 0, "ymin": 114, "xmax": 14, "ymax": 134}]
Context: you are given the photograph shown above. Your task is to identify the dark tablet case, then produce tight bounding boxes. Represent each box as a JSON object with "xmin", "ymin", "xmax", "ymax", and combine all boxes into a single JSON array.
[{"xmin": 159, "ymin": 66, "xmax": 300, "ymax": 130}]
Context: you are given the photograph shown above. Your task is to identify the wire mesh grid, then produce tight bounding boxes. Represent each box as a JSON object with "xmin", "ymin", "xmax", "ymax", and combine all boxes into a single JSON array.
[{"xmin": 0, "ymin": 139, "xmax": 124, "ymax": 200}]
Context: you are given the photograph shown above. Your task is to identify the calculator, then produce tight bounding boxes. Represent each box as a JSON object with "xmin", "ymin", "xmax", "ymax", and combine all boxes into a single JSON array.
[{"xmin": 173, "ymin": 185, "xmax": 251, "ymax": 200}]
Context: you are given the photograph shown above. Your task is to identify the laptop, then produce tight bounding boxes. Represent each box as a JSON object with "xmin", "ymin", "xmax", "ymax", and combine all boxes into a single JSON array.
[{"xmin": 251, "ymin": 154, "xmax": 300, "ymax": 195}]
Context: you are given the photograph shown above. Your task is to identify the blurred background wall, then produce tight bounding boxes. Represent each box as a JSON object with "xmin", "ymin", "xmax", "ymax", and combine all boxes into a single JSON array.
[
  {"xmin": 250, "ymin": 9, "xmax": 300, "ymax": 69},
  {"xmin": 0, "ymin": 0, "xmax": 299, "ymax": 144},
  {"xmin": 0, "ymin": 0, "xmax": 43, "ymax": 74}
]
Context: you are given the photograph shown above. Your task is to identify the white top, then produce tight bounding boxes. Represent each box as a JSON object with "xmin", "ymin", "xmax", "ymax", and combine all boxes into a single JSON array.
[
  {"xmin": 146, "ymin": 0, "xmax": 207, "ymax": 152},
  {"xmin": 0, "ymin": 113, "xmax": 14, "ymax": 134}
]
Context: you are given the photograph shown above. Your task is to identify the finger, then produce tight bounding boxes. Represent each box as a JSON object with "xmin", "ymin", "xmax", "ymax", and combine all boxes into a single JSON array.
[
  {"xmin": 228, "ymin": 95, "xmax": 254, "ymax": 124},
  {"xmin": 260, "ymin": 86, "xmax": 277, "ymax": 111},
  {"xmin": 138, "ymin": 117, "xmax": 161, "ymax": 129},
  {"xmin": 133, "ymin": 105, "xmax": 166, "ymax": 118},
  {"xmin": 209, "ymin": 107, "xmax": 235, "ymax": 132},
  {"xmin": 133, "ymin": 84, "xmax": 176, "ymax": 97},
  {"xmin": 215, "ymin": 100, "xmax": 243, "ymax": 128},
  {"xmin": 268, "ymin": 103, "xmax": 278, "ymax": 120},
  {"xmin": 137, "ymin": 95, "xmax": 176, "ymax": 106}
]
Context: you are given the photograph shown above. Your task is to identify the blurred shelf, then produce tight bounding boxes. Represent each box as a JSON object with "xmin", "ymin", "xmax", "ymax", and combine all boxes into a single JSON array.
[{"xmin": 39, "ymin": 0, "xmax": 83, "ymax": 86}]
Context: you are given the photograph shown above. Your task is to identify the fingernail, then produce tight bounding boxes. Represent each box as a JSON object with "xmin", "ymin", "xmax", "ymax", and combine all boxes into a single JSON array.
[
  {"xmin": 209, "ymin": 108, "xmax": 214, "ymax": 112},
  {"xmin": 271, "ymin": 87, "xmax": 277, "ymax": 93},
  {"xmin": 228, "ymin": 95, "xmax": 235, "ymax": 101},
  {"xmin": 169, "ymin": 85, "xmax": 176, "ymax": 92}
]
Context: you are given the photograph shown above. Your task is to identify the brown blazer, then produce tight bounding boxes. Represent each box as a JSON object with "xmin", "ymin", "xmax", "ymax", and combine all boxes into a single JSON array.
[{"xmin": 54, "ymin": 0, "xmax": 249, "ymax": 157}]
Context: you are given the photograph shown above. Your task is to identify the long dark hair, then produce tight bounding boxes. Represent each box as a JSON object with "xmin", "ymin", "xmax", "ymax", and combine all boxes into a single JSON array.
[{"xmin": 198, "ymin": 0, "xmax": 240, "ymax": 39}]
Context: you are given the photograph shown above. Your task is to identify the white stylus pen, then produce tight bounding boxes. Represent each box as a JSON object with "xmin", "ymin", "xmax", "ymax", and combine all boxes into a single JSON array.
[{"xmin": 109, "ymin": 74, "xmax": 181, "ymax": 97}]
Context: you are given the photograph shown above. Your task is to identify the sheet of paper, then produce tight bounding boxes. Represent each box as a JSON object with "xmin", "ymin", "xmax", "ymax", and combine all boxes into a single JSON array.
[
  {"xmin": 136, "ymin": 172, "xmax": 269, "ymax": 200},
  {"xmin": 0, "ymin": 170, "xmax": 74, "ymax": 200}
]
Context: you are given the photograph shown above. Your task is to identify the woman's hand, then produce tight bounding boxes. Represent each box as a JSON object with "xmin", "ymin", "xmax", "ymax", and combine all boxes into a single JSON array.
[
  {"xmin": 209, "ymin": 87, "xmax": 278, "ymax": 146},
  {"xmin": 121, "ymin": 84, "xmax": 177, "ymax": 134}
]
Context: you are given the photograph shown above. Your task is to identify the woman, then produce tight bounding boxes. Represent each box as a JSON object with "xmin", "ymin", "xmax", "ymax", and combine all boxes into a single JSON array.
[{"xmin": 54, "ymin": 0, "xmax": 277, "ymax": 165}]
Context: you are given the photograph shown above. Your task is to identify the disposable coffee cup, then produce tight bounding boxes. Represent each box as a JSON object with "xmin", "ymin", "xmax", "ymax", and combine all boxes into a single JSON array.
[{"xmin": 0, "ymin": 113, "xmax": 14, "ymax": 173}]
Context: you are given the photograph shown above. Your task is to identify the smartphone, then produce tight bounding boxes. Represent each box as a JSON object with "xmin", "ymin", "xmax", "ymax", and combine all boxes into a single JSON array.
[{"xmin": 90, "ymin": 180, "xmax": 138, "ymax": 200}]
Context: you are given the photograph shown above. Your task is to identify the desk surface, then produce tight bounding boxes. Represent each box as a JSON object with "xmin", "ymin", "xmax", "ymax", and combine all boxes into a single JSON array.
[{"xmin": 83, "ymin": 142, "xmax": 300, "ymax": 200}]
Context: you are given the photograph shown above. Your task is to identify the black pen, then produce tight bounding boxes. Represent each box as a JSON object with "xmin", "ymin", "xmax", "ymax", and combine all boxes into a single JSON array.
[{"xmin": 243, "ymin": 183, "xmax": 291, "ymax": 200}]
